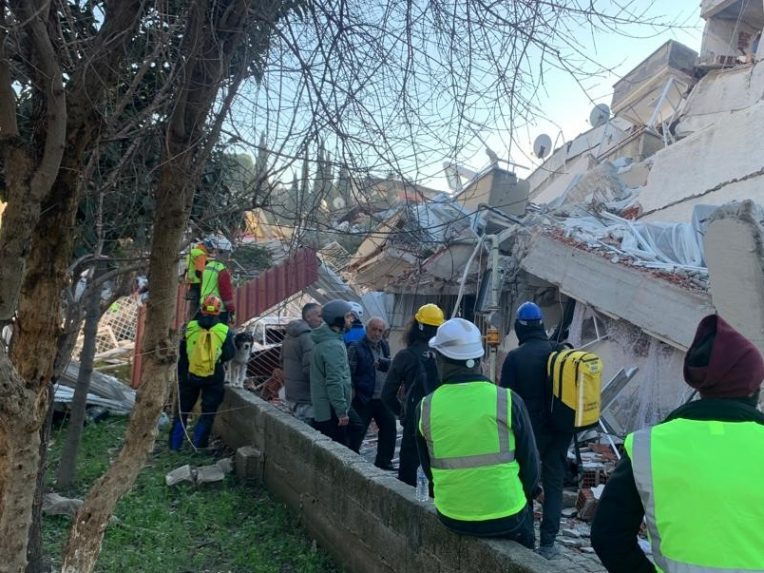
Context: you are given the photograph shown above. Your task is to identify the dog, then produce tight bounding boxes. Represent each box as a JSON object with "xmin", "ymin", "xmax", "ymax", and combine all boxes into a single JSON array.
[{"xmin": 225, "ymin": 331, "xmax": 254, "ymax": 388}]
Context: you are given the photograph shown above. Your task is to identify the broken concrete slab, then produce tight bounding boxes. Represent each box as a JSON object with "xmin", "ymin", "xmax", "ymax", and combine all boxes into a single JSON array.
[
  {"xmin": 705, "ymin": 201, "xmax": 764, "ymax": 381},
  {"xmin": 42, "ymin": 493, "xmax": 83, "ymax": 517},
  {"xmin": 196, "ymin": 464, "xmax": 226, "ymax": 484},
  {"xmin": 216, "ymin": 457, "xmax": 234, "ymax": 474},
  {"xmin": 521, "ymin": 234, "xmax": 715, "ymax": 350},
  {"xmin": 165, "ymin": 464, "xmax": 194, "ymax": 487}
]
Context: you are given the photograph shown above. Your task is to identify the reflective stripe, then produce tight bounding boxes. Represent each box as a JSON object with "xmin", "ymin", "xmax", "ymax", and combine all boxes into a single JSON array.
[
  {"xmin": 430, "ymin": 450, "xmax": 515, "ymax": 470},
  {"xmin": 421, "ymin": 386, "xmax": 515, "ymax": 470},
  {"xmin": 630, "ymin": 430, "xmax": 751, "ymax": 573}
]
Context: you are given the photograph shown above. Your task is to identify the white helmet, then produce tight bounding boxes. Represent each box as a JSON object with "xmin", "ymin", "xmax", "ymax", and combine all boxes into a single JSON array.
[
  {"xmin": 428, "ymin": 318, "xmax": 485, "ymax": 361},
  {"xmin": 206, "ymin": 234, "xmax": 232, "ymax": 253},
  {"xmin": 348, "ymin": 301, "xmax": 364, "ymax": 321}
]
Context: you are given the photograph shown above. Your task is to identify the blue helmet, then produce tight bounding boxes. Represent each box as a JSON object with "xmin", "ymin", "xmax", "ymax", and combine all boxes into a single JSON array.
[{"xmin": 516, "ymin": 301, "xmax": 543, "ymax": 322}]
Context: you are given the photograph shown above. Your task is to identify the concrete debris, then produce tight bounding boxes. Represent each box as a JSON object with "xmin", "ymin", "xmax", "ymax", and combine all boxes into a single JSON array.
[
  {"xmin": 42, "ymin": 493, "xmax": 83, "ymax": 517},
  {"xmin": 561, "ymin": 528, "xmax": 583, "ymax": 538},
  {"xmin": 591, "ymin": 484, "xmax": 605, "ymax": 500},
  {"xmin": 166, "ymin": 460, "xmax": 232, "ymax": 487},
  {"xmin": 558, "ymin": 537, "xmax": 586, "ymax": 548},
  {"xmin": 581, "ymin": 547, "xmax": 597, "ymax": 554},
  {"xmin": 165, "ymin": 464, "xmax": 194, "ymax": 487},
  {"xmin": 561, "ymin": 507, "xmax": 578, "ymax": 518},
  {"xmin": 216, "ymin": 457, "xmax": 234, "ymax": 474},
  {"xmin": 196, "ymin": 465, "xmax": 226, "ymax": 484}
]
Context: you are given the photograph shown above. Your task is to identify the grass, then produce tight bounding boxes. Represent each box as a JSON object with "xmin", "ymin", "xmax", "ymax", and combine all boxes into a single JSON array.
[{"xmin": 43, "ymin": 416, "xmax": 340, "ymax": 573}]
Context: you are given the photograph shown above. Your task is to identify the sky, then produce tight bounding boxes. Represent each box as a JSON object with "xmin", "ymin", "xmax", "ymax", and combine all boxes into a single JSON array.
[{"xmin": 435, "ymin": 0, "xmax": 706, "ymax": 188}]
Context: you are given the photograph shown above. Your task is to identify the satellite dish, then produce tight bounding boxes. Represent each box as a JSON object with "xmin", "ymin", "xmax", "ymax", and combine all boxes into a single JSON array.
[
  {"xmin": 533, "ymin": 134, "xmax": 553, "ymax": 159},
  {"xmin": 589, "ymin": 104, "xmax": 611, "ymax": 128},
  {"xmin": 332, "ymin": 196, "xmax": 346, "ymax": 210}
]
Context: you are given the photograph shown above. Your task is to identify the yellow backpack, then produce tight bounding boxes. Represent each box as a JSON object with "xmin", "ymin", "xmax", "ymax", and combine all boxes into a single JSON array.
[
  {"xmin": 546, "ymin": 349, "xmax": 603, "ymax": 431},
  {"xmin": 189, "ymin": 329, "xmax": 217, "ymax": 377}
]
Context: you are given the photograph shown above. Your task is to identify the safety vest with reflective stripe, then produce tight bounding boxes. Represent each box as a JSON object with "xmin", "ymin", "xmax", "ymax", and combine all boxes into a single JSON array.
[
  {"xmin": 626, "ymin": 418, "xmax": 764, "ymax": 573},
  {"xmin": 200, "ymin": 260, "xmax": 227, "ymax": 310},
  {"xmin": 419, "ymin": 381, "xmax": 526, "ymax": 521}
]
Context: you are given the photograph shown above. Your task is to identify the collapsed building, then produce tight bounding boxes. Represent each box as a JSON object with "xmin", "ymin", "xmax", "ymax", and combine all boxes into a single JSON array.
[{"xmin": 346, "ymin": 2, "xmax": 764, "ymax": 436}]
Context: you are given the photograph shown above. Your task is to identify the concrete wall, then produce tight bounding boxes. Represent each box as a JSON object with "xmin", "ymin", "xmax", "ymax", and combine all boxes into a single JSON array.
[{"xmin": 215, "ymin": 389, "xmax": 564, "ymax": 573}]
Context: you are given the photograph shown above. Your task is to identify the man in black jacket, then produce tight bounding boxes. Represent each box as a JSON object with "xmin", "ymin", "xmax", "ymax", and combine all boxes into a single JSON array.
[
  {"xmin": 382, "ymin": 303, "xmax": 444, "ymax": 486},
  {"xmin": 500, "ymin": 301, "xmax": 569, "ymax": 559},
  {"xmin": 591, "ymin": 315, "xmax": 764, "ymax": 572},
  {"xmin": 348, "ymin": 317, "xmax": 396, "ymax": 470}
]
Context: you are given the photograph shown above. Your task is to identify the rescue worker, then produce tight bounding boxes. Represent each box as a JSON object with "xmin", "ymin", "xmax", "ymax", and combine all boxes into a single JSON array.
[
  {"xmin": 310, "ymin": 299, "xmax": 365, "ymax": 451},
  {"xmin": 500, "ymin": 301, "xmax": 568, "ymax": 559},
  {"xmin": 591, "ymin": 314, "xmax": 764, "ymax": 573},
  {"xmin": 416, "ymin": 318, "xmax": 539, "ymax": 548},
  {"xmin": 198, "ymin": 234, "xmax": 235, "ymax": 325},
  {"xmin": 184, "ymin": 236, "xmax": 212, "ymax": 319},
  {"xmin": 170, "ymin": 295, "xmax": 235, "ymax": 450},
  {"xmin": 382, "ymin": 303, "xmax": 445, "ymax": 486}
]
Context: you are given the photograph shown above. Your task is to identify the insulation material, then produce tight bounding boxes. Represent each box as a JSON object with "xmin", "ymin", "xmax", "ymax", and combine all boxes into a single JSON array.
[{"xmin": 557, "ymin": 204, "xmax": 718, "ymax": 272}]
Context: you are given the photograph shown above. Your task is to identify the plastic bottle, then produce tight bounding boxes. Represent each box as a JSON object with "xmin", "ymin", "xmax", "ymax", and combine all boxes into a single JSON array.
[{"xmin": 415, "ymin": 466, "xmax": 429, "ymax": 502}]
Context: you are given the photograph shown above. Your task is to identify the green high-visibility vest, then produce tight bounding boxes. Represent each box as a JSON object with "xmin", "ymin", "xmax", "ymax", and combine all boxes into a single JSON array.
[
  {"xmin": 626, "ymin": 418, "xmax": 764, "ymax": 573},
  {"xmin": 200, "ymin": 260, "xmax": 227, "ymax": 311},
  {"xmin": 419, "ymin": 381, "xmax": 526, "ymax": 521},
  {"xmin": 185, "ymin": 321, "xmax": 229, "ymax": 362}
]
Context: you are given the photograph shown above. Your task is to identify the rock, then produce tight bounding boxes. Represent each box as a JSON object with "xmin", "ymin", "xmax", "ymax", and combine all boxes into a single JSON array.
[
  {"xmin": 165, "ymin": 464, "xmax": 194, "ymax": 486},
  {"xmin": 558, "ymin": 537, "xmax": 585, "ymax": 548},
  {"xmin": 216, "ymin": 457, "xmax": 234, "ymax": 474},
  {"xmin": 581, "ymin": 546, "xmax": 596, "ymax": 554},
  {"xmin": 196, "ymin": 464, "xmax": 225, "ymax": 483},
  {"xmin": 42, "ymin": 493, "xmax": 83, "ymax": 517},
  {"xmin": 561, "ymin": 528, "xmax": 581, "ymax": 538},
  {"xmin": 561, "ymin": 507, "xmax": 578, "ymax": 518},
  {"xmin": 591, "ymin": 484, "xmax": 605, "ymax": 500}
]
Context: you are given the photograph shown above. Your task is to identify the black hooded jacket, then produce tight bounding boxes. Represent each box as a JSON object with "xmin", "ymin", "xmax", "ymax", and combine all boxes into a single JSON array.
[{"xmin": 499, "ymin": 321, "xmax": 560, "ymax": 435}]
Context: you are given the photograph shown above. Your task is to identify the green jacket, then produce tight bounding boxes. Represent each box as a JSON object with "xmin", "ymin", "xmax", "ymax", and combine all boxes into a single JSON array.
[{"xmin": 310, "ymin": 324, "xmax": 352, "ymax": 423}]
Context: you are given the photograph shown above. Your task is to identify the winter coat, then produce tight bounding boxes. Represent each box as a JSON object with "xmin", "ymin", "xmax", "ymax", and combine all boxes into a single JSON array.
[
  {"xmin": 348, "ymin": 336, "xmax": 390, "ymax": 404},
  {"xmin": 310, "ymin": 323, "xmax": 352, "ymax": 423},
  {"xmin": 382, "ymin": 338, "xmax": 439, "ymax": 424},
  {"xmin": 281, "ymin": 319, "xmax": 314, "ymax": 405},
  {"xmin": 343, "ymin": 322, "xmax": 365, "ymax": 345},
  {"xmin": 177, "ymin": 314, "xmax": 235, "ymax": 385},
  {"xmin": 500, "ymin": 322, "xmax": 561, "ymax": 437}
]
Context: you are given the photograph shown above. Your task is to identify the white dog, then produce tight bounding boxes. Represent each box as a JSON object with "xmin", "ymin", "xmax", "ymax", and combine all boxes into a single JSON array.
[{"xmin": 225, "ymin": 331, "xmax": 253, "ymax": 388}]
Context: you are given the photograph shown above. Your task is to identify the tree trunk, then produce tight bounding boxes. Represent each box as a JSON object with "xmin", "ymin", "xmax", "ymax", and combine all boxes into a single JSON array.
[
  {"xmin": 25, "ymin": 383, "xmax": 55, "ymax": 573},
  {"xmin": 56, "ymin": 270, "xmax": 102, "ymax": 491},
  {"xmin": 0, "ymin": 2, "xmax": 145, "ymax": 565},
  {"xmin": 60, "ymin": 2, "xmax": 254, "ymax": 569}
]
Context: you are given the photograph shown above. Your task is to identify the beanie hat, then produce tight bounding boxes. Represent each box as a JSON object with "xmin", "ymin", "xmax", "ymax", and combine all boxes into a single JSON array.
[{"xmin": 684, "ymin": 314, "xmax": 764, "ymax": 399}]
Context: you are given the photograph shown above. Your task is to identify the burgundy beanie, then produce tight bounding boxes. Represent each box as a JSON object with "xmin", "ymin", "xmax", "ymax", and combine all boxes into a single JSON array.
[{"xmin": 684, "ymin": 314, "xmax": 764, "ymax": 398}]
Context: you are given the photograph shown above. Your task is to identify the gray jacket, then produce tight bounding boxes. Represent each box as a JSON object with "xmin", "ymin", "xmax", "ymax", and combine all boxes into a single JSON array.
[{"xmin": 281, "ymin": 319, "xmax": 314, "ymax": 405}]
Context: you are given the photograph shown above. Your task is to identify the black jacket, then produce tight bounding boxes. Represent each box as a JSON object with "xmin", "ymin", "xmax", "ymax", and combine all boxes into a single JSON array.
[
  {"xmin": 348, "ymin": 336, "xmax": 390, "ymax": 404},
  {"xmin": 591, "ymin": 398, "xmax": 764, "ymax": 573},
  {"xmin": 415, "ymin": 374, "xmax": 540, "ymax": 536},
  {"xmin": 382, "ymin": 339, "xmax": 439, "ymax": 423},
  {"xmin": 500, "ymin": 324, "xmax": 559, "ymax": 435}
]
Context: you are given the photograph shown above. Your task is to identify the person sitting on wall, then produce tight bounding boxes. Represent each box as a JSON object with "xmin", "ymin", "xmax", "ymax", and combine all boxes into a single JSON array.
[{"xmin": 416, "ymin": 318, "xmax": 540, "ymax": 549}]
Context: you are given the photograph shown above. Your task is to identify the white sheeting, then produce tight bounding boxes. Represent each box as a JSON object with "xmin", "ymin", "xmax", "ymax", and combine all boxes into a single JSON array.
[{"xmin": 558, "ymin": 204, "xmax": 718, "ymax": 272}]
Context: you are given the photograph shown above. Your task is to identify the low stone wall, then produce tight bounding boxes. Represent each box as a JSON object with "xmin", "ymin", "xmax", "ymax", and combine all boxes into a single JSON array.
[{"xmin": 215, "ymin": 389, "xmax": 566, "ymax": 573}]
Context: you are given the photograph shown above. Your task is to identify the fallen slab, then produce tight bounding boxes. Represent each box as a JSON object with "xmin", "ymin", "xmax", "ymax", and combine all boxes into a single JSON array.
[{"xmin": 521, "ymin": 233, "xmax": 715, "ymax": 349}]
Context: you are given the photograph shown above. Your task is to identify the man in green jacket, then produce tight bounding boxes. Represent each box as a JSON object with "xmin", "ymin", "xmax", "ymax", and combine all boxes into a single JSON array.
[{"xmin": 310, "ymin": 299, "xmax": 365, "ymax": 452}]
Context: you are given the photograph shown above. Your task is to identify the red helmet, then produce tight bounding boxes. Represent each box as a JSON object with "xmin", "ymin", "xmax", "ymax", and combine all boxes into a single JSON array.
[{"xmin": 200, "ymin": 295, "xmax": 222, "ymax": 316}]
